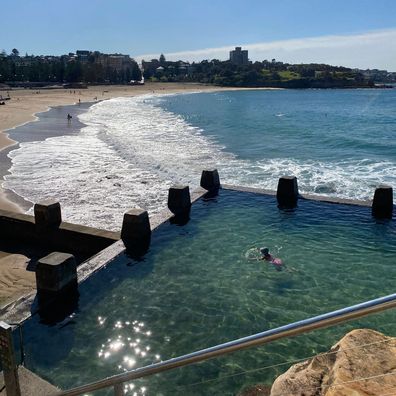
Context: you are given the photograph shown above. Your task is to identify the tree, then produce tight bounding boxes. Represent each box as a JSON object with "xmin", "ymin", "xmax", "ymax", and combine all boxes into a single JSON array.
[
  {"xmin": 131, "ymin": 61, "xmax": 142, "ymax": 81},
  {"xmin": 159, "ymin": 54, "xmax": 166, "ymax": 65},
  {"xmin": 65, "ymin": 61, "xmax": 83, "ymax": 82},
  {"xmin": 11, "ymin": 48, "xmax": 19, "ymax": 57}
]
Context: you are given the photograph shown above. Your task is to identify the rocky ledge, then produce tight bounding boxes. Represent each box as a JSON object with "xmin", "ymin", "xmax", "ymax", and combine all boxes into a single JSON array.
[{"xmin": 240, "ymin": 329, "xmax": 396, "ymax": 396}]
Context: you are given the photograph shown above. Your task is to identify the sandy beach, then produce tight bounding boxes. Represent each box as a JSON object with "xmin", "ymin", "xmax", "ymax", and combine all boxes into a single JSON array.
[{"xmin": 0, "ymin": 82, "xmax": 233, "ymax": 212}]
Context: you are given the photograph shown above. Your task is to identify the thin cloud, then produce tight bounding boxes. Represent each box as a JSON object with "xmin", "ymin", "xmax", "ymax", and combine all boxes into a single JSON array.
[{"xmin": 135, "ymin": 29, "xmax": 396, "ymax": 71}]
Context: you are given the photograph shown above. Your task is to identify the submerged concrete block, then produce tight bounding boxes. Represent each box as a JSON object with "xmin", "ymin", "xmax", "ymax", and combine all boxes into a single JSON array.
[
  {"xmin": 168, "ymin": 185, "xmax": 191, "ymax": 215},
  {"xmin": 34, "ymin": 200, "xmax": 62, "ymax": 229},
  {"xmin": 121, "ymin": 209, "xmax": 151, "ymax": 242},
  {"xmin": 36, "ymin": 252, "xmax": 77, "ymax": 293},
  {"xmin": 200, "ymin": 169, "xmax": 220, "ymax": 191},
  {"xmin": 372, "ymin": 185, "xmax": 393, "ymax": 218},
  {"xmin": 277, "ymin": 176, "xmax": 299, "ymax": 207}
]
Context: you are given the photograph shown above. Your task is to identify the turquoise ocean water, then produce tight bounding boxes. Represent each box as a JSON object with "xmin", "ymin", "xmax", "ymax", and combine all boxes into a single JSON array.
[{"xmin": 155, "ymin": 89, "xmax": 396, "ymax": 196}]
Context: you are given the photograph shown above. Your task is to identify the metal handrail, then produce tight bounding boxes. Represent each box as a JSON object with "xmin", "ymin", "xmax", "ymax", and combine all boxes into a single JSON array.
[
  {"xmin": 9, "ymin": 323, "xmax": 25, "ymax": 366},
  {"xmin": 54, "ymin": 292, "xmax": 396, "ymax": 396}
]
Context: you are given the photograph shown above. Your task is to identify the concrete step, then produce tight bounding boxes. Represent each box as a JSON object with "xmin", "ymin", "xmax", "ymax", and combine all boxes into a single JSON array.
[{"xmin": 1, "ymin": 366, "xmax": 59, "ymax": 396}]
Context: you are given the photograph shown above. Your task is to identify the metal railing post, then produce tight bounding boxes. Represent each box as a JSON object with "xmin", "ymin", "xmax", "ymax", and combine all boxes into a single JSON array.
[
  {"xmin": 9, "ymin": 323, "xmax": 25, "ymax": 366},
  {"xmin": 0, "ymin": 321, "xmax": 21, "ymax": 396},
  {"xmin": 113, "ymin": 383, "xmax": 123, "ymax": 396}
]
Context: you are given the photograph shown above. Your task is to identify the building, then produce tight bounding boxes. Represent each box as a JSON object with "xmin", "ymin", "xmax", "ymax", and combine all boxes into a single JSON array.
[
  {"xmin": 76, "ymin": 50, "xmax": 90, "ymax": 63},
  {"xmin": 229, "ymin": 47, "xmax": 248, "ymax": 65},
  {"xmin": 96, "ymin": 54, "xmax": 132, "ymax": 72},
  {"xmin": 108, "ymin": 55, "xmax": 130, "ymax": 72}
]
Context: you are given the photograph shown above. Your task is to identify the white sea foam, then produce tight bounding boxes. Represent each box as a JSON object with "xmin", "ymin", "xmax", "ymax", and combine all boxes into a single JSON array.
[
  {"xmin": 4, "ymin": 94, "xmax": 395, "ymax": 230},
  {"xmin": 4, "ymin": 95, "xmax": 235, "ymax": 230}
]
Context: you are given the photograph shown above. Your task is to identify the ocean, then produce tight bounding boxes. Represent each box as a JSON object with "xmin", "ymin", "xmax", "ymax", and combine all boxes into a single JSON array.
[{"xmin": 4, "ymin": 88, "xmax": 396, "ymax": 230}]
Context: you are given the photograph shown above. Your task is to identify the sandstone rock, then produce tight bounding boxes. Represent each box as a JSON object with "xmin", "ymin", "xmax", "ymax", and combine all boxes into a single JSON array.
[
  {"xmin": 270, "ymin": 329, "xmax": 396, "ymax": 396},
  {"xmin": 238, "ymin": 384, "xmax": 271, "ymax": 396},
  {"xmin": 239, "ymin": 383, "xmax": 271, "ymax": 396}
]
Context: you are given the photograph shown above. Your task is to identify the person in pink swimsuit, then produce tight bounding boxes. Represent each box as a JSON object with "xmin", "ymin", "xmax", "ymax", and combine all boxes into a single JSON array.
[{"xmin": 260, "ymin": 247, "xmax": 283, "ymax": 270}]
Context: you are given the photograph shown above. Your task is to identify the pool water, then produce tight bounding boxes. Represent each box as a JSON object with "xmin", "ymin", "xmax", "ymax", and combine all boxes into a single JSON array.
[{"xmin": 21, "ymin": 189, "xmax": 396, "ymax": 395}]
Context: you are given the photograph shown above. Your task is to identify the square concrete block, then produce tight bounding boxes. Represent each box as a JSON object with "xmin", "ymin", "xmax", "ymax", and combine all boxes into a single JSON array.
[
  {"xmin": 168, "ymin": 185, "xmax": 191, "ymax": 214},
  {"xmin": 277, "ymin": 176, "xmax": 299, "ymax": 207},
  {"xmin": 372, "ymin": 185, "xmax": 393, "ymax": 218},
  {"xmin": 34, "ymin": 200, "xmax": 62, "ymax": 228},
  {"xmin": 121, "ymin": 209, "xmax": 151, "ymax": 241},
  {"xmin": 36, "ymin": 252, "xmax": 77, "ymax": 293},
  {"xmin": 200, "ymin": 169, "xmax": 220, "ymax": 191}
]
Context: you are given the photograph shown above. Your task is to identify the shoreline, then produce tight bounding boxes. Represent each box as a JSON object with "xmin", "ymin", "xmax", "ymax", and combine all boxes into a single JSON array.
[
  {"xmin": 1, "ymin": 101, "xmax": 94, "ymax": 213},
  {"xmin": 1, "ymin": 82, "xmax": 272, "ymax": 212}
]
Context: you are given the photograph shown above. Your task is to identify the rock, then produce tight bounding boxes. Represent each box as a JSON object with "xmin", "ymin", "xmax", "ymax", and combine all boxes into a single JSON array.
[
  {"xmin": 239, "ymin": 384, "xmax": 271, "ymax": 396},
  {"xmin": 270, "ymin": 329, "xmax": 396, "ymax": 396}
]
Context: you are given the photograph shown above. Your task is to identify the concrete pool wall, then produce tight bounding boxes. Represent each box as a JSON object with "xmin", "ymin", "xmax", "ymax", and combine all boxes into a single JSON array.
[{"xmin": 0, "ymin": 203, "xmax": 119, "ymax": 259}]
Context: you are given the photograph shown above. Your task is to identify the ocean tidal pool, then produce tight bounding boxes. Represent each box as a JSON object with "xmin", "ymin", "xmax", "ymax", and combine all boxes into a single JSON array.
[{"xmin": 20, "ymin": 189, "xmax": 396, "ymax": 395}]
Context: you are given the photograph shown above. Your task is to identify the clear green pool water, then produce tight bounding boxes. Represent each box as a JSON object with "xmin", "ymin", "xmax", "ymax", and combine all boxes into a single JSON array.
[{"xmin": 21, "ymin": 189, "xmax": 396, "ymax": 395}]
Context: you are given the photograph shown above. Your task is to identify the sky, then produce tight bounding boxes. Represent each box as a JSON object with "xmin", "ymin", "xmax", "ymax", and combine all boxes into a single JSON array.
[{"xmin": 2, "ymin": 0, "xmax": 396, "ymax": 70}]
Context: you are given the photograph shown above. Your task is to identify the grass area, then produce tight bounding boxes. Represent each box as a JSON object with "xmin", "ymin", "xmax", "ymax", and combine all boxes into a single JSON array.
[
  {"xmin": 260, "ymin": 69, "xmax": 301, "ymax": 81},
  {"xmin": 278, "ymin": 70, "xmax": 301, "ymax": 80},
  {"xmin": 261, "ymin": 69, "xmax": 272, "ymax": 77}
]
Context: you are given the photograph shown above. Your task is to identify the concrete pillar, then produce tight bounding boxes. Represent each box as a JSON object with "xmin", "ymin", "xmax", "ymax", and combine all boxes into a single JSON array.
[
  {"xmin": 372, "ymin": 185, "xmax": 393, "ymax": 218},
  {"xmin": 34, "ymin": 200, "xmax": 62, "ymax": 229},
  {"xmin": 168, "ymin": 185, "xmax": 191, "ymax": 215},
  {"xmin": 277, "ymin": 176, "xmax": 299, "ymax": 207},
  {"xmin": 200, "ymin": 169, "xmax": 220, "ymax": 191},
  {"xmin": 36, "ymin": 252, "xmax": 77, "ymax": 293},
  {"xmin": 121, "ymin": 209, "xmax": 151, "ymax": 253},
  {"xmin": 0, "ymin": 321, "xmax": 21, "ymax": 396}
]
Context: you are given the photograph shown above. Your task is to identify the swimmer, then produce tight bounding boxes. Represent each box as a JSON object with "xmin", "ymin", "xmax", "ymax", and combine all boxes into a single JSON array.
[
  {"xmin": 259, "ymin": 247, "xmax": 272, "ymax": 261},
  {"xmin": 259, "ymin": 247, "xmax": 284, "ymax": 271}
]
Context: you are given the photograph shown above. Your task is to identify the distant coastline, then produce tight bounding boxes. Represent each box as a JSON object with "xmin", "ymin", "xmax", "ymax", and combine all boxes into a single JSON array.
[{"xmin": 2, "ymin": 49, "xmax": 395, "ymax": 92}]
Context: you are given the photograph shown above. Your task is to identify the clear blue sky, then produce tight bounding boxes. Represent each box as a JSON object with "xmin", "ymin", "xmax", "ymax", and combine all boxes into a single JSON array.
[{"xmin": 3, "ymin": 0, "xmax": 396, "ymax": 69}]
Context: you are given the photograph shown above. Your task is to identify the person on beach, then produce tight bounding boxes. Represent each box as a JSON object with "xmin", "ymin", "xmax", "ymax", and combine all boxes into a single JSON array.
[{"xmin": 67, "ymin": 113, "xmax": 72, "ymax": 123}]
